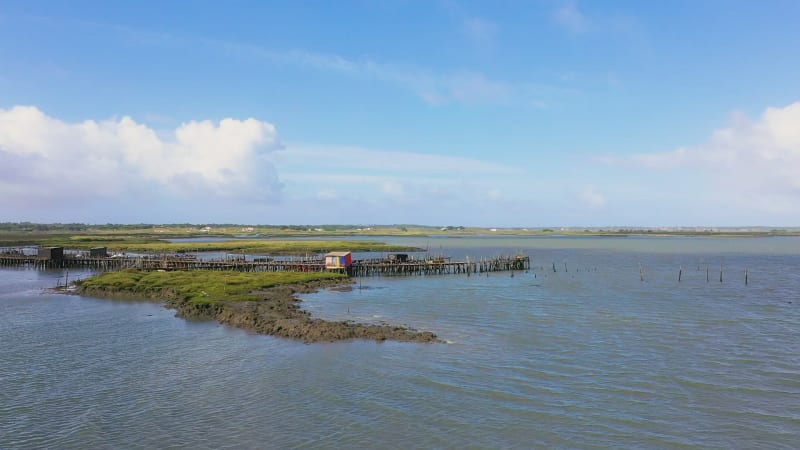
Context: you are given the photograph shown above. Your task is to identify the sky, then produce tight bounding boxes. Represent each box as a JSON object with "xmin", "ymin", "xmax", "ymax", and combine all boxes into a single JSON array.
[{"xmin": 1, "ymin": 0, "xmax": 799, "ymax": 227}]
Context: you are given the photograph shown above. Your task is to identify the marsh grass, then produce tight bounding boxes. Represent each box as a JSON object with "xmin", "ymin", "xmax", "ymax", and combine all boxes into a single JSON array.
[
  {"xmin": 110, "ymin": 240, "xmax": 418, "ymax": 254},
  {"xmin": 0, "ymin": 234, "xmax": 419, "ymax": 254},
  {"xmin": 78, "ymin": 270, "xmax": 347, "ymax": 304}
]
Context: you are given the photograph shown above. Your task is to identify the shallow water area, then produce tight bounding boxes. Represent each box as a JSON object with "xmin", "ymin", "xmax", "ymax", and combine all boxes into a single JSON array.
[{"xmin": 2, "ymin": 236, "xmax": 799, "ymax": 448}]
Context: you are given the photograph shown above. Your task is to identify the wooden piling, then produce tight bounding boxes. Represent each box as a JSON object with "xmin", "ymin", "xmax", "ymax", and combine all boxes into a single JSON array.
[{"xmin": 0, "ymin": 252, "xmax": 529, "ymax": 278}]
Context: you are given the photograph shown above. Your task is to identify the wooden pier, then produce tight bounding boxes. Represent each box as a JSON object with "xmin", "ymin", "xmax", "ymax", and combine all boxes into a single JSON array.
[
  {"xmin": 0, "ymin": 254, "xmax": 138, "ymax": 270},
  {"xmin": 347, "ymin": 256, "xmax": 529, "ymax": 276},
  {"xmin": 0, "ymin": 250, "xmax": 529, "ymax": 277}
]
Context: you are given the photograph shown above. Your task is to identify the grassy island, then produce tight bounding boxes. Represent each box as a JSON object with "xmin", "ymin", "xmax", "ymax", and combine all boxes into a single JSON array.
[
  {"xmin": 78, "ymin": 270, "xmax": 347, "ymax": 303},
  {"xmin": 76, "ymin": 270, "xmax": 438, "ymax": 343}
]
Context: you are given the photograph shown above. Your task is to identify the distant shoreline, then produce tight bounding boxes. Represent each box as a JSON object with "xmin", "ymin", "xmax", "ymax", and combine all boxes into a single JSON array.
[{"xmin": 4, "ymin": 222, "xmax": 799, "ymax": 249}]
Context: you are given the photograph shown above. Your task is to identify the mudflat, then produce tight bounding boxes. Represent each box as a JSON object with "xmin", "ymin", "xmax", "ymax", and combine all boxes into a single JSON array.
[{"xmin": 76, "ymin": 271, "xmax": 438, "ymax": 343}]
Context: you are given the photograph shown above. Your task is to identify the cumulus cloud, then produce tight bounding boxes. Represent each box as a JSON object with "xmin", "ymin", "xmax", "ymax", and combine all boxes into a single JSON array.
[
  {"xmin": 611, "ymin": 101, "xmax": 800, "ymax": 216},
  {"xmin": 0, "ymin": 105, "xmax": 283, "ymax": 209}
]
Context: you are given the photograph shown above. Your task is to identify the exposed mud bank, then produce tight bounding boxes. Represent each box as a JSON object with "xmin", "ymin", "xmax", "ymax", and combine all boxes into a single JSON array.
[{"xmin": 76, "ymin": 279, "xmax": 439, "ymax": 343}]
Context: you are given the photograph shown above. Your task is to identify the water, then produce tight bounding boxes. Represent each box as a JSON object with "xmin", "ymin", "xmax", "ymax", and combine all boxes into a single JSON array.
[{"xmin": 2, "ymin": 237, "xmax": 799, "ymax": 449}]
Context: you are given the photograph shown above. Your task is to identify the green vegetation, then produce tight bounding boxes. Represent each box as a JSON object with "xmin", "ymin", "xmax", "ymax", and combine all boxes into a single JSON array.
[
  {"xmin": 9, "ymin": 238, "xmax": 417, "ymax": 254},
  {"xmin": 3, "ymin": 222, "xmax": 800, "ymax": 249},
  {"xmin": 104, "ymin": 240, "xmax": 418, "ymax": 255},
  {"xmin": 0, "ymin": 224, "xmax": 422, "ymax": 254},
  {"xmin": 78, "ymin": 269, "xmax": 347, "ymax": 304}
]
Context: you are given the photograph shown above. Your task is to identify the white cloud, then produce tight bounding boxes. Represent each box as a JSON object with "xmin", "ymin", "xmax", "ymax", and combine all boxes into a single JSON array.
[
  {"xmin": 316, "ymin": 188, "xmax": 338, "ymax": 200},
  {"xmin": 381, "ymin": 180, "xmax": 406, "ymax": 198},
  {"xmin": 552, "ymin": 2, "xmax": 643, "ymax": 41},
  {"xmin": 118, "ymin": 24, "xmax": 516, "ymax": 106},
  {"xmin": 609, "ymin": 101, "xmax": 800, "ymax": 217},
  {"xmin": 271, "ymin": 142, "xmax": 534, "ymax": 217},
  {"xmin": 463, "ymin": 17, "xmax": 499, "ymax": 47},
  {"xmin": 57, "ymin": 18, "xmax": 566, "ymax": 108},
  {"xmin": 278, "ymin": 143, "xmax": 520, "ymax": 176},
  {"xmin": 578, "ymin": 186, "xmax": 606, "ymax": 209},
  {"xmin": 0, "ymin": 105, "xmax": 283, "ymax": 208},
  {"xmin": 554, "ymin": 2, "xmax": 589, "ymax": 33},
  {"xmin": 486, "ymin": 189, "xmax": 503, "ymax": 201}
]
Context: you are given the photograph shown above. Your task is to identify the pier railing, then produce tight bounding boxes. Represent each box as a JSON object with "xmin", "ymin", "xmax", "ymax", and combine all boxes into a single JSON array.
[{"xmin": 0, "ymin": 249, "xmax": 529, "ymax": 277}]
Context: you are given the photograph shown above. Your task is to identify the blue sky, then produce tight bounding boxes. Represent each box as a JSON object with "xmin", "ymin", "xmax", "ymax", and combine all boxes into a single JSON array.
[{"xmin": 1, "ymin": 1, "xmax": 799, "ymax": 226}]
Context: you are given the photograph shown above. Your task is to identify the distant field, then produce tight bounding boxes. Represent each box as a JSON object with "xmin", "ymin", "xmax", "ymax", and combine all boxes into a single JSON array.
[
  {"xmin": 0, "ymin": 234, "xmax": 420, "ymax": 255},
  {"xmin": 2, "ymin": 223, "xmax": 798, "ymax": 252}
]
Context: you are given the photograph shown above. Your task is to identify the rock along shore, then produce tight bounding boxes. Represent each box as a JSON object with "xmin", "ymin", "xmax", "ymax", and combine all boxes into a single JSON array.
[{"xmin": 75, "ymin": 279, "xmax": 439, "ymax": 344}]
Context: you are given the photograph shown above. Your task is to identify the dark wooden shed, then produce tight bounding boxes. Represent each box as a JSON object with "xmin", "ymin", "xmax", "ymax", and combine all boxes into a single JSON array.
[
  {"xmin": 388, "ymin": 253, "xmax": 409, "ymax": 262},
  {"xmin": 90, "ymin": 247, "xmax": 108, "ymax": 257},
  {"xmin": 39, "ymin": 246, "xmax": 64, "ymax": 261}
]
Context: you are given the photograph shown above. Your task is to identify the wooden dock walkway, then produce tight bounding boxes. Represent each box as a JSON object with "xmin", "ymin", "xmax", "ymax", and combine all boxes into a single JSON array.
[
  {"xmin": 347, "ymin": 256, "xmax": 529, "ymax": 276},
  {"xmin": 0, "ymin": 252, "xmax": 530, "ymax": 277}
]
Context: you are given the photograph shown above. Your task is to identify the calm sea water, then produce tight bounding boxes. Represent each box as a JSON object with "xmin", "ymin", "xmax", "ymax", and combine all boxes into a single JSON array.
[{"xmin": 1, "ymin": 236, "xmax": 799, "ymax": 449}]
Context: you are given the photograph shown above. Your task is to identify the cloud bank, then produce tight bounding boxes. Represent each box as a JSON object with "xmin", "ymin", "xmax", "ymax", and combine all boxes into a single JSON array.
[
  {"xmin": 0, "ymin": 106, "xmax": 283, "ymax": 211},
  {"xmin": 268, "ymin": 142, "xmax": 532, "ymax": 225},
  {"xmin": 605, "ymin": 102, "xmax": 800, "ymax": 218}
]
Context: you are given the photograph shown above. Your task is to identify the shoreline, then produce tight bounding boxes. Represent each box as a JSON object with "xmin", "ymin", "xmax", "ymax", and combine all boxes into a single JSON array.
[{"xmin": 74, "ymin": 276, "xmax": 439, "ymax": 344}]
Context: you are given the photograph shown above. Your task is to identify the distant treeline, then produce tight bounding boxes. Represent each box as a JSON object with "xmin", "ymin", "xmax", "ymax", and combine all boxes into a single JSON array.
[
  {"xmin": 0, "ymin": 222, "xmax": 462, "ymax": 232},
  {"xmin": 0, "ymin": 222, "xmax": 203, "ymax": 232}
]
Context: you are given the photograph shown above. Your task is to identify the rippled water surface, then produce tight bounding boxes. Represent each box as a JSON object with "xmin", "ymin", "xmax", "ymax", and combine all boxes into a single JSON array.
[{"xmin": 2, "ymin": 236, "xmax": 799, "ymax": 449}]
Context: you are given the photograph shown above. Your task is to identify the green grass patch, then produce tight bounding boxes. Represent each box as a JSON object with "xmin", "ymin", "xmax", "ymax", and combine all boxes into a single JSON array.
[
  {"xmin": 0, "ymin": 230, "xmax": 420, "ymax": 254},
  {"xmin": 78, "ymin": 270, "xmax": 347, "ymax": 304},
  {"xmin": 112, "ymin": 240, "xmax": 417, "ymax": 255}
]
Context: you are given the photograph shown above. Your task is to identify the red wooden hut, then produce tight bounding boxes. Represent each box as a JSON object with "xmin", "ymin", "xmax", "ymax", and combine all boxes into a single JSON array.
[{"xmin": 324, "ymin": 251, "xmax": 352, "ymax": 269}]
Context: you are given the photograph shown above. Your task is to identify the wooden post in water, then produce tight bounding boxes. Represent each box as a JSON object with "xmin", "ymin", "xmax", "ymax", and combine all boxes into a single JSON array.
[
  {"xmin": 706, "ymin": 265, "xmax": 709, "ymax": 283},
  {"xmin": 678, "ymin": 266, "xmax": 682, "ymax": 283},
  {"xmin": 552, "ymin": 262, "xmax": 556, "ymax": 272},
  {"xmin": 745, "ymin": 268, "xmax": 749, "ymax": 286},
  {"xmin": 719, "ymin": 265, "xmax": 723, "ymax": 283},
  {"xmin": 639, "ymin": 263, "xmax": 644, "ymax": 282},
  {"xmin": 564, "ymin": 262, "xmax": 568, "ymax": 273}
]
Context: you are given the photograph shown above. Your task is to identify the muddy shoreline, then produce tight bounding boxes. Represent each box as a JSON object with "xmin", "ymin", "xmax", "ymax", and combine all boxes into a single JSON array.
[{"xmin": 75, "ymin": 279, "xmax": 439, "ymax": 343}]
